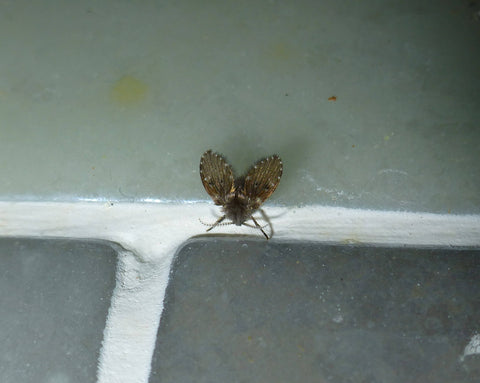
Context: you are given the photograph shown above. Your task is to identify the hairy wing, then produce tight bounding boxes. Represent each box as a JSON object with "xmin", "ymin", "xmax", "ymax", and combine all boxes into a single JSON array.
[
  {"xmin": 200, "ymin": 150, "xmax": 235, "ymax": 205},
  {"xmin": 243, "ymin": 154, "xmax": 283, "ymax": 209}
]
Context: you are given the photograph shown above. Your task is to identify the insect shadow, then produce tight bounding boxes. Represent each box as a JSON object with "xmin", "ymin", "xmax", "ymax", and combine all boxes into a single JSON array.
[{"xmin": 199, "ymin": 149, "xmax": 283, "ymax": 239}]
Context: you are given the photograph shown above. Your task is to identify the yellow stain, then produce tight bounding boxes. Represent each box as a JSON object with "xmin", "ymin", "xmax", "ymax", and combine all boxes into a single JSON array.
[
  {"xmin": 270, "ymin": 42, "xmax": 293, "ymax": 60},
  {"xmin": 110, "ymin": 75, "xmax": 148, "ymax": 106}
]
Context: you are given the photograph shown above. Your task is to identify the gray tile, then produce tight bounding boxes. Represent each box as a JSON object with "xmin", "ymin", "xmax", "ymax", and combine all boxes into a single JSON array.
[
  {"xmin": 151, "ymin": 239, "xmax": 480, "ymax": 383},
  {"xmin": 0, "ymin": 238, "xmax": 117, "ymax": 383}
]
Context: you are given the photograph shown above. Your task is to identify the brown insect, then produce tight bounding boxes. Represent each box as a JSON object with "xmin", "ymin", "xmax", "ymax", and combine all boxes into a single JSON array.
[{"xmin": 200, "ymin": 149, "xmax": 283, "ymax": 239}]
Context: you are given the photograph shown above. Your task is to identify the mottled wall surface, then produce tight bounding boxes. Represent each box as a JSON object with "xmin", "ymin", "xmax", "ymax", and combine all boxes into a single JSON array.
[{"xmin": 0, "ymin": 0, "xmax": 478, "ymax": 212}]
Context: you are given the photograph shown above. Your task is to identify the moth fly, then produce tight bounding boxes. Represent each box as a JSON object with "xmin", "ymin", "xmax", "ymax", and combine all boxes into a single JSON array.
[{"xmin": 199, "ymin": 149, "xmax": 283, "ymax": 239}]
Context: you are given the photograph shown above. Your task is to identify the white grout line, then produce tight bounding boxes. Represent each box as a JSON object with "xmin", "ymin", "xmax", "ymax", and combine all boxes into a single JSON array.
[
  {"xmin": 460, "ymin": 333, "xmax": 480, "ymax": 362},
  {"xmin": 0, "ymin": 201, "xmax": 479, "ymax": 383}
]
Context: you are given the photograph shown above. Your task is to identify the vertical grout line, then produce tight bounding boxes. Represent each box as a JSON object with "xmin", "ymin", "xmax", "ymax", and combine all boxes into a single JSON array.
[{"xmin": 97, "ymin": 240, "xmax": 183, "ymax": 383}]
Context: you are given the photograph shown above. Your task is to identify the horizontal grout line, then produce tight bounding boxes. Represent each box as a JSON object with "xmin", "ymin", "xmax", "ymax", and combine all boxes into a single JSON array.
[{"xmin": 0, "ymin": 201, "xmax": 478, "ymax": 248}]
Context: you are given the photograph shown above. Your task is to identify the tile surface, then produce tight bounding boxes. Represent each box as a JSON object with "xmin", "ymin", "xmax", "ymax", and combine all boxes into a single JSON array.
[
  {"xmin": 151, "ymin": 239, "xmax": 480, "ymax": 383},
  {"xmin": 0, "ymin": 238, "xmax": 117, "ymax": 383},
  {"xmin": 0, "ymin": 0, "xmax": 479, "ymax": 213}
]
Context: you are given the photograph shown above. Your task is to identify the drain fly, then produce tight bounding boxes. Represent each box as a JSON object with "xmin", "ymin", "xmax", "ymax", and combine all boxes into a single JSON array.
[{"xmin": 199, "ymin": 149, "xmax": 282, "ymax": 239}]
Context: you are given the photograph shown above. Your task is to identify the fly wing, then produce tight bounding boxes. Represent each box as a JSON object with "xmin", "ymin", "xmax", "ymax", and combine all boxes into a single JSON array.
[
  {"xmin": 200, "ymin": 150, "xmax": 235, "ymax": 206},
  {"xmin": 243, "ymin": 155, "xmax": 283, "ymax": 209}
]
